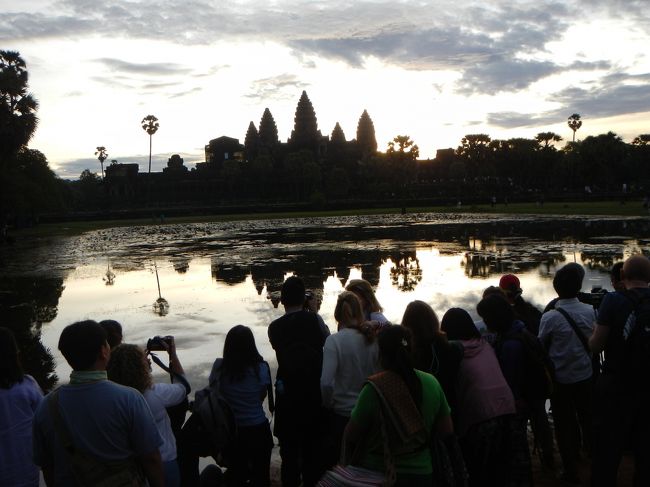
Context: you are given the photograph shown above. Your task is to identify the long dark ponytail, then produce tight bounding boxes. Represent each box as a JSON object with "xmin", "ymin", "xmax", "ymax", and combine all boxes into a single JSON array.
[{"xmin": 377, "ymin": 325, "xmax": 422, "ymax": 408}]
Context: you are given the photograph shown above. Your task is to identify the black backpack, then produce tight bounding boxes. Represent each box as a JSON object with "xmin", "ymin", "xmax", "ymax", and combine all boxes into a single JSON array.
[
  {"xmin": 182, "ymin": 359, "xmax": 236, "ymax": 462},
  {"xmin": 508, "ymin": 329, "xmax": 555, "ymax": 401},
  {"xmin": 622, "ymin": 290, "xmax": 650, "ymax": 381}
]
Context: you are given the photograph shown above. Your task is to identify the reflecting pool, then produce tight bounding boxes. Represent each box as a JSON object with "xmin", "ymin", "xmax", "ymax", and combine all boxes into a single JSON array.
[{"xmin": 1, "ymin": 212, "xmax": 649, "ymax": 391}]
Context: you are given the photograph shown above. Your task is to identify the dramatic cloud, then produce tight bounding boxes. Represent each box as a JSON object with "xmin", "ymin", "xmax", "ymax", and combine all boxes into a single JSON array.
[
  {"xmin": 457, "ymin": 59, "xmax": 612, "ymax": 96},
  {"xmin": 488, "ymin": 71, "xmax": 650, "ymax": 128},
  {"xmin": 2, "ymin": 0, "xmax": 646, "ymax": 97},
  {"xmin": 245, "ymin": 74, "xmax": 308, "ymax": 101},
  {"xmin": 95, "ymin": 58, "xmax": 192, "ymax": 76}
]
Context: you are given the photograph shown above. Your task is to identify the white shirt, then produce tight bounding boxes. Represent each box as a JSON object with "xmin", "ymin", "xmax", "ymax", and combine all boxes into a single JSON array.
[
  {"xmin": 320, "ymin": 328, "xmax": 380, "ymax": 416},
  {"xmin": 143, "ymin": 382, "xmax": 186, "ymax": 462},
  {"xmin": 538, "ymin": 298, "xmax": 596, "ymax": 384}
]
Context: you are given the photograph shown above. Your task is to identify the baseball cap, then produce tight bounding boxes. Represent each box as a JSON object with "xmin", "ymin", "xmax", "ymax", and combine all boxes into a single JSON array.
[{"xmin": 499, "ymin": 274, "xmax": 521, "ymax": 292}]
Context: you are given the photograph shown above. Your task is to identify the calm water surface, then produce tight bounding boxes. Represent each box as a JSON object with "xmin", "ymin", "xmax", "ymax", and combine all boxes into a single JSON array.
[{"xmin": 2, "ymin": 212, "xmax": 649, "ymax": 389}]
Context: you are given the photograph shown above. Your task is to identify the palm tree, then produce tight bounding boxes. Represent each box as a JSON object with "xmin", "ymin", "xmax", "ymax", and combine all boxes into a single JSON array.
[
  {"xmin": 94, "ymin": 146, "xmax": 107, "ymax": 179},
  {"xmin": 141, "ymin": 115, "xmax": 159, "ymax": 175},
  {"xmin": 0, "ymin": 50, "xmax": 39, "ymax": 162},
  {"xmin": 535, "ymin": 132, "xmax": 562, "ymax": 149},
  {"xmin": 567, "ymin": 114, "xmax": 582, "ymax": 142}
]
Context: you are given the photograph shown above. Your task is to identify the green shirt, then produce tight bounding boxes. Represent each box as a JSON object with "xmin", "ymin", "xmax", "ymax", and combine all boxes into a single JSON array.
[{"xmin": 350, "ymin": 370, "xmax": 450, "ymax": 474}]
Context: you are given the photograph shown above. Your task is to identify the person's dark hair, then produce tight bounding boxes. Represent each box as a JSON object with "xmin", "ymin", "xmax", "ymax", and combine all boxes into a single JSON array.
[
  {"xmin": 0, "ymin": 327, "xmax": 24, "ymax": 389},
  {"xmin": 58, "ymin": 320, "xmax": 107, "ymax": 371},
  {"xmin": 280, "ymin": 276, "xmax": 306, "ymax": 307},
  {"xmin": 611, "ymin": 262, "xmax": 624, "ymax": 283},
  {"xmin": 482, "ymin": 285, "xmax": 505, "ymax": 299},
  {"xmin": 377, "ymin": 325, "xmax": 422, "ymax": 408},
  {"xmin": 99, "ymin": 320, "xmax": 123, "ymax": 349},
  {"xmin": 222, "ymin": 325, "xmax": 263, "ymax": 381},
  {"xmin": 476, "ymin": 294, "xmax": 514, "ymax": 334},
  {"xmin": 441, "ymin": 308, "xmax": 480, "ymax": 341},
  {"xmin": 553, "ymin": 264, "xmax": 583, "ymax": 299},
  {"xmin": 401, "ymin": 300, "xmax": 447, "ymax": 371}
]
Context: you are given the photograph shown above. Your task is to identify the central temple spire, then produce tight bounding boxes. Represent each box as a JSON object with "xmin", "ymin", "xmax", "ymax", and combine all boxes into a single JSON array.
[{"xmin": 289, "ymin": 90, "xmax": 321, "ymax": 151}]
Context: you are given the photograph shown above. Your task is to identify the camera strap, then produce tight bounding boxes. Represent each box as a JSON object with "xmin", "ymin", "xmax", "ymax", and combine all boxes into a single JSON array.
[
  {"xmin": 555, "ymin": 307, "xmax": 590, "ymax": 355},
  {"xmin": 148, "ymin": 352, "xmax": 191, "ymax": 395}
]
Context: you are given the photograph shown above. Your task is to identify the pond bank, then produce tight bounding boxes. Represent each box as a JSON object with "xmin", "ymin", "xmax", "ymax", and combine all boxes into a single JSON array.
[{"xmin": 10, "ymin": 200, "xmax": 650, "ymax": 239}]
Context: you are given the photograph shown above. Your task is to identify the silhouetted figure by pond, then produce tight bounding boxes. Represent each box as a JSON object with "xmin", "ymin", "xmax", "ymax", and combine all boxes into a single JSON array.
[
  {"xmin": 539, "ymin": 264, "xmax": 595, "ymax": 484},
  {"xmin": 268, "ymin": 276, "xmax": 326, "ymax": 487}
]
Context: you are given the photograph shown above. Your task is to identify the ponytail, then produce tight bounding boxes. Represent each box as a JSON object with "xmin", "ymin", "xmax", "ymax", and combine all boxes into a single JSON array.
[{"xmin": 377, "ymin": 325, "xmax": 422, "ymax": 407}]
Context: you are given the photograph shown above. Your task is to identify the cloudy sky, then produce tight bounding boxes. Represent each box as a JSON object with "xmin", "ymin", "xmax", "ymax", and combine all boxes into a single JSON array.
[{"xmin": 2, "ymin": 0, "xmax": 649, "ymax": 178}]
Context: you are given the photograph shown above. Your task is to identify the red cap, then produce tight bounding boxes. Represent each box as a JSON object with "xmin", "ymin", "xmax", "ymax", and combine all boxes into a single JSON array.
[{"xmin": 499, "ymin": 274, "xmax": 521, "ymax": 291}]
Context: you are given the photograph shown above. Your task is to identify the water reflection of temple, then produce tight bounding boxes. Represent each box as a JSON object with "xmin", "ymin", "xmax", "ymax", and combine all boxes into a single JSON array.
[
  {"xmin": 0, "ymin": 276, "xmax": 62, "ymax": 392},
  {"xmin": 210, "ymin": 246, "xmax": 423, "ymax": 297}
]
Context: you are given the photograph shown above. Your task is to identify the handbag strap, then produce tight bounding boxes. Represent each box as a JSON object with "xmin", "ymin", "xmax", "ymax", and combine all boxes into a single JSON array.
[
  {"xmin": 555, "ymin": 307, "xmax": 591, "ymax": 355},
  {"xmin": 48, "ymin": 388, "xmax": 77, "ymax": 454},
  {"xmin": 263, "ymin": 361, "xmax": 275, "ymax": 414}
]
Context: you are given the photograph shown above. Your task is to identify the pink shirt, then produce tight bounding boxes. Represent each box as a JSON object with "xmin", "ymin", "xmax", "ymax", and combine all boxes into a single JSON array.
[{"xmin": 455, "ymin": 339, "xmax": 516, "ymax": 436}]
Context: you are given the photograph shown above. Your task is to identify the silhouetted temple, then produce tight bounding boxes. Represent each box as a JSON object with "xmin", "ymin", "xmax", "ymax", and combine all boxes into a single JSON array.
[{"xmin": 103, "ymin": 90, "xmax": 379, "ymax": 205}]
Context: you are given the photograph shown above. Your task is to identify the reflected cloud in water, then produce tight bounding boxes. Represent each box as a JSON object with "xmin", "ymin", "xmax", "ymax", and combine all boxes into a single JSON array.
[{"xmin": 39, "ymin": 244, "xmax": 634, "ymax": 388}]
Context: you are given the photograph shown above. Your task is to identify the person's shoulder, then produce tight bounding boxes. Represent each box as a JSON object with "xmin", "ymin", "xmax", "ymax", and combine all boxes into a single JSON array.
[
  {"xmin": 415, "ymin": 369, "xmax": 441, "ymax": 388},
  {"xmin": 540, "ymin": 308, "xmax": 558, "ymax": 323},
  {"xmin": 572, "ymin": 300, "xmax": 596, "ymax": 315},
  {"xmin": 100, "ymin": 380, "xmax": 147, "ymax": 402},
  {"xmin": 150, "ymin": 382, "xmax": 185, "ymax": 394},
  {"xmin": 601, "ymin": 290, "xmax": 630, "ymax": 306},
  {"xmin": 258, "ymin": 360, "xmax": 271, "ymax": 376}
]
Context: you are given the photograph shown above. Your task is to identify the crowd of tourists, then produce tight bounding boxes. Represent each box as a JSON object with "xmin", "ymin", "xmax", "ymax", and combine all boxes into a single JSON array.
[{"xmin": 1, "ymin": 255, "xmax": 650, "ymax": 487}]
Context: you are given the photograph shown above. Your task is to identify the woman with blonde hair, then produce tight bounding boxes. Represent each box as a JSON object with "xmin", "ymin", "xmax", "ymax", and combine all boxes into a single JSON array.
[
  {"xmin": 321, "ymin": 291, "xmax": 380, "ymax": 468},
  {"xmin": 345, "ymin": 279, "xmax": 389, "ymax": 326},
  {"xmin": 108, "ymin": 340, "xmax": 187, "ymax": 487}
]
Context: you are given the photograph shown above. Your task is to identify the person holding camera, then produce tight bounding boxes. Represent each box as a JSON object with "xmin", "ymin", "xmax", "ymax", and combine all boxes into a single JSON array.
[{"xmin": 108, "ymin": 336, "xmax": 188, "ymax": 487}]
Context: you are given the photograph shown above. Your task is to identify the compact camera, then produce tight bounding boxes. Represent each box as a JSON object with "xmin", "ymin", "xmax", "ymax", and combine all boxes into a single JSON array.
[{"xmin": 147, "ymin": 335, "xmax": 173, "ymax": 351}]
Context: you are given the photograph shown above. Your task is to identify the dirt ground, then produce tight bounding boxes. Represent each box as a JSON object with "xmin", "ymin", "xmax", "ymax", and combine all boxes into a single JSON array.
[{"xmin": 265, "ymin": 431, "xmax": 636, "ymax": 487}]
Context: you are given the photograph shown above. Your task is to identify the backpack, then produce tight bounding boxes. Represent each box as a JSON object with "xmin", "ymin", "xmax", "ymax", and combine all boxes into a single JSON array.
[
  {"xmin": 622, "ymin": 290, "xmax": 650, "ymax": 381},
  {"xmin": 509, "ymin": 329, "xmax": 555, "ymax": 401},
  {"xmin": 183, "ymin": 359, "xmax": 236, "ymax": 461}
]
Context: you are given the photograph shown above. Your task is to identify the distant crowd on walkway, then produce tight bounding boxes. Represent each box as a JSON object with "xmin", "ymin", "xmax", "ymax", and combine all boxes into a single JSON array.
[{"xmin": 2, "ymin": 254, "xmax": 650, "ymax": 487}]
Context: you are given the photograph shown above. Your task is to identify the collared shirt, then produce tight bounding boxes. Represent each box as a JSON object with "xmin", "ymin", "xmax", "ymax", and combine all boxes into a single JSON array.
[{"xmin": 538, "ymin": 298, "xmax": 595, "ymax": 384}]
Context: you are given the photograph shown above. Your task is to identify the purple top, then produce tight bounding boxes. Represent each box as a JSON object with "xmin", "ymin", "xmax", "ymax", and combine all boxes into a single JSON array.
[
  {"xmin": 455, "ymin": 339, "xmax": 515, "ymax": 436},
  {"xmin": 0, "ymin": 375, "xmax": 43, "ymax": 487}
]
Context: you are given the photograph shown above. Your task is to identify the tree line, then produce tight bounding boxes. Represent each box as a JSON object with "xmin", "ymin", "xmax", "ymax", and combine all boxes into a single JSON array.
[{"xmin": 2, "ymin": 50, "xmax": 649, "ymax": 226}]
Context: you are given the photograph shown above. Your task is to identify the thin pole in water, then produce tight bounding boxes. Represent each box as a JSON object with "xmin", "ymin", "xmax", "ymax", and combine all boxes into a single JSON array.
[{"xmin": 154, "ymin": 262, "xmax": 162, "ymax": 299}]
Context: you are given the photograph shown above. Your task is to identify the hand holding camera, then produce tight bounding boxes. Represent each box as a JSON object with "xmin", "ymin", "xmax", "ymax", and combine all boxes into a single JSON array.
[{"xmin": 147, "ymin": 335, "xmax": 176, "ymax": 355}]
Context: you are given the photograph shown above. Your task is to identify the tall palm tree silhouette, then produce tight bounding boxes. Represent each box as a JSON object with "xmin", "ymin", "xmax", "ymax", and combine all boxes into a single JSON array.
[
  {"xmin": 141, "ymin": 115, "xmax": 159, "ymax": 175},
  {"xmin": 94, "ymin": 146, "xmax": 107, "ymax": 180},
  {"xmin": 567, "ymin": 114, "xmax": 582, "ymax": 142}
]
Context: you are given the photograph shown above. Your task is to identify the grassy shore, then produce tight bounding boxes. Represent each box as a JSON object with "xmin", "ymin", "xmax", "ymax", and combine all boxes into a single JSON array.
[{"xmin": 12, "ymin": 200, "xmax": 649, "ymax": 238}]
